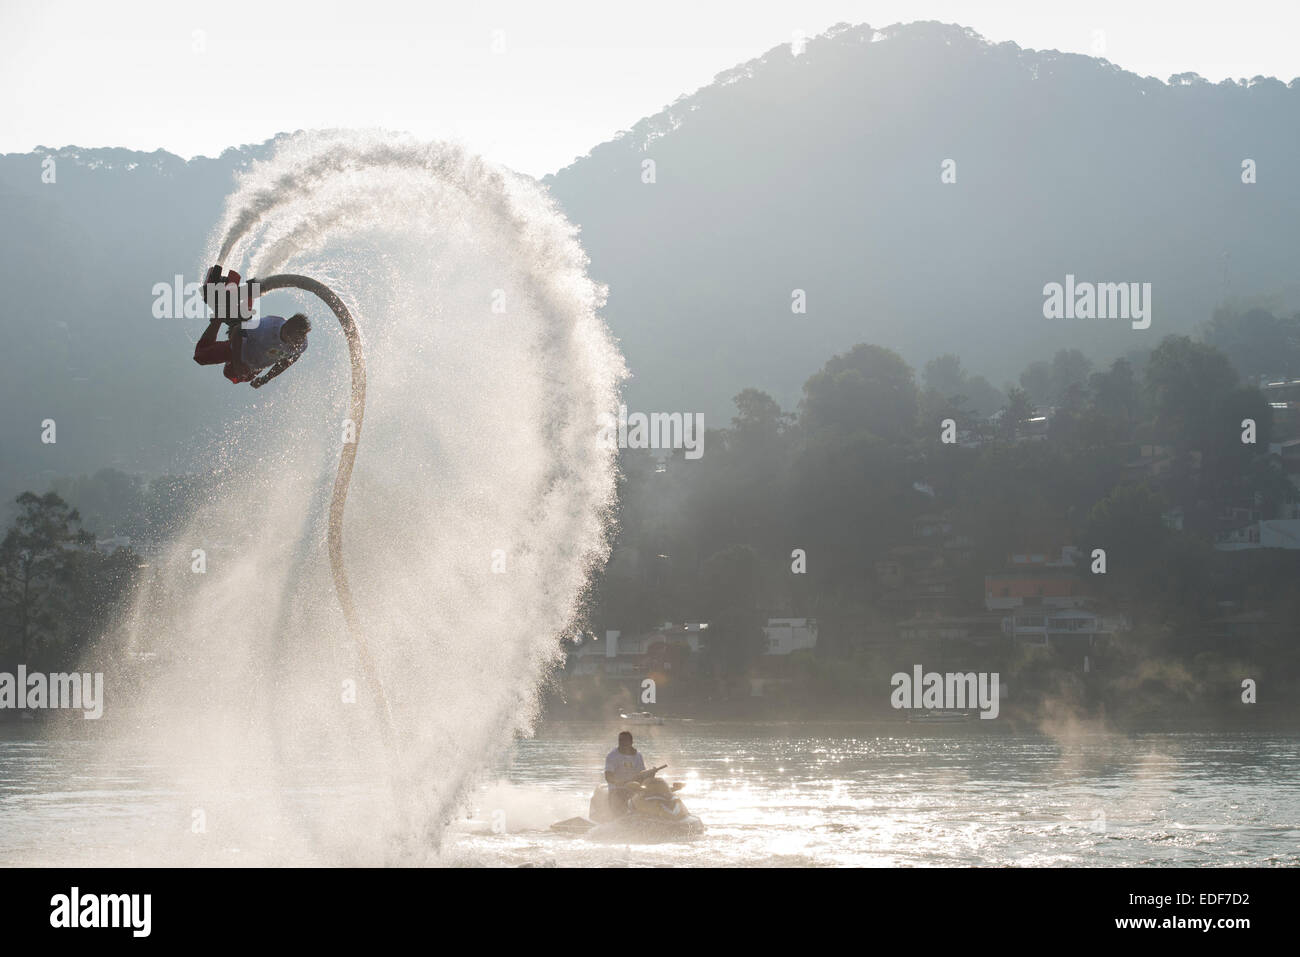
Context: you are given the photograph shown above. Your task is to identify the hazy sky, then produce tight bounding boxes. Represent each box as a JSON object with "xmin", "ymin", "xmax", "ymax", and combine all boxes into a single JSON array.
[{"xmin": 3, "ymin": 0, "xmax": 1297, "ymax": 176}]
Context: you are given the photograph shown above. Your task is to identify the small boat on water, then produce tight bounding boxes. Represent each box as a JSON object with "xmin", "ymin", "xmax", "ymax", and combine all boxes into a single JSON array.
[{"xmin": 618, "ymin": 711, "xmax": 664, "ymax": 726}]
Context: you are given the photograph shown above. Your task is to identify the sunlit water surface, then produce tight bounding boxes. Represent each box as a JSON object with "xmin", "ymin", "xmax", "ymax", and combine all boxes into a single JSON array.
[{"xmin": 2, "ymin": 723, "xmax": 1296, "ymax": 866}]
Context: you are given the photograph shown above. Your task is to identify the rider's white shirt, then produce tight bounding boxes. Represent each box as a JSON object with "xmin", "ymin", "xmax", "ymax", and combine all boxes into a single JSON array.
[
  {"xmin": 605, "ymin": 748, "xmax": 645, "ymax": 786},
  {"xmin": 241, "ymin": 315, "xmax": 303, "ymax": 370}
]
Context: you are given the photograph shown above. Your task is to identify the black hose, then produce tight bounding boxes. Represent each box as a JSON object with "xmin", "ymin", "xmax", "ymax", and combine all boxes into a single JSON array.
[{"xmin": 254, "ymin": 274, "xmax": 396, "ymax": 747}]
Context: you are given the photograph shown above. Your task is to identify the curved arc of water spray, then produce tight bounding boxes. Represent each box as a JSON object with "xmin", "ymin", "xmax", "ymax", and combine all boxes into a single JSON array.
[{"xmin": 253, "ymin": 273, "xmax": 395, "ymax": 746}]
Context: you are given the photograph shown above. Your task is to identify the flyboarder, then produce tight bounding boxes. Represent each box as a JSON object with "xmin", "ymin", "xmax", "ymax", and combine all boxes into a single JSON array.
[{"xmin": 192, "ymin": 265, "xmax": 310, "ymax": 388}]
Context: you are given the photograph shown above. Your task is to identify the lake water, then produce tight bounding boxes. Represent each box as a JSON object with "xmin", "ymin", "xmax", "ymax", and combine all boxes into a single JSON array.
[{"xmin": 2, "ymin": 722, "xmax": 1297, "ymax": 867}]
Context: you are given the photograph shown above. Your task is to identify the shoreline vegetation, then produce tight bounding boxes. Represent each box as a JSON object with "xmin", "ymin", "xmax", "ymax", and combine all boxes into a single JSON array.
[
  {"xmin": 6, "ymin": 708, "xmax": 1300, "ymax": 735},
  {"xmin": 4, "ymin": 315, "xmax": 1300, "ymax": 735}
]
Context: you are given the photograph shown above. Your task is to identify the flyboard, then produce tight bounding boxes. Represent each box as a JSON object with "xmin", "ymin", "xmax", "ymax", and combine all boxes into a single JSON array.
[{"xmin": 202, "ymin": 267, "xmax": 397, "ymax": 749}]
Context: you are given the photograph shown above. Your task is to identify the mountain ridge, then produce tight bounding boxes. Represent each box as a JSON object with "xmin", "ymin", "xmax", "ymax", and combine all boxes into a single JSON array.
[{"xmin": 2, "ymin": 19, "xmax": 1298, "ymax": 499}]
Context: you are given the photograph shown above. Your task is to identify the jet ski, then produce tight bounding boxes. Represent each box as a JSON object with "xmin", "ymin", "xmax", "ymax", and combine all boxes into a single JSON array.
[{"xmin": 551, "ymin": 766, "xmax": 705, "ymax": 842}]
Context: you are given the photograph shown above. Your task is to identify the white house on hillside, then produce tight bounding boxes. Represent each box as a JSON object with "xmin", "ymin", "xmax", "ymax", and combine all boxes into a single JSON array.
[
  {"xmin": 762, "ymin": 618, "xmax": 818, "ymax": 655},
  {"xmin": 1215, "ymin": 519, "xmax": 1300, "ymax": 551}
]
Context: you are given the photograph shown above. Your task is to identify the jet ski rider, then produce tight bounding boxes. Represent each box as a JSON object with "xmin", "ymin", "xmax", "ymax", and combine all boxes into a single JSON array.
[{"xmin": 604, "ymin": 731, "xmax": 653, "ymax": 815}]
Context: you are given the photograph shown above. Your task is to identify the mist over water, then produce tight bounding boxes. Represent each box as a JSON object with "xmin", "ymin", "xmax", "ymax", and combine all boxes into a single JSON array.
[{"xmin": 92, "ymin": 130, "xmax": 625, "ymax": 864}]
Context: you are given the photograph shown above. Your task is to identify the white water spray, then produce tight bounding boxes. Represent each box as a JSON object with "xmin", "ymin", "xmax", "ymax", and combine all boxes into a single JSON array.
[{"xmin": 102, "ymin": 130, "xmax": 624, "ymax": 864}]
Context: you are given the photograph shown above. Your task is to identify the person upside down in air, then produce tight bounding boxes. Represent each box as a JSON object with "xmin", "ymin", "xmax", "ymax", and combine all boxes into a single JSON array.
[{"xmin": 192, "ymin": 266, "xmax": 310, "ymax": 388}]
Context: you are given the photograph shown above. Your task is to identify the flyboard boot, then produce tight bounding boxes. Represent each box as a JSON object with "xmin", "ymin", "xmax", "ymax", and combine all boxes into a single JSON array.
[{"xmin": 201, "ymin": 264, "xmax": 258, "ymax": 329}]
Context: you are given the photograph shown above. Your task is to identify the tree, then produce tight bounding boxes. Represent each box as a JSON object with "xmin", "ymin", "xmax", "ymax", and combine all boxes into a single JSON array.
[
  {"xmin": 923, "ymin": 355, "xmax": 1003, "ymax": 418},
  {"xmin": 63, "ymin": 546, "xmax": 140, "ymax": 667},
  {"xmin": 801, "ymin": 344, "xmax": 919, "ymax": 441},
  {"xmin": 963, "ymin": 374, "xmax": 1005, "ymax": 419},
  {"xmin": 1050, "ymin": 349, "xmax": 1093, "ymax": 403},
  {"xmin": 0, "ymin": 492, "xmax": 92, "ymax": 662},
  {"xmin": 1200, "ymin": 387, "xmax": 1276, "ymax": 506},
  {"xmin": 1144, "ymin": 336, "xmax": 1238, "ymax": 449},
  {"xmin": 923, "ymin": 354, "xmax": 965, "ymax": 397},
  {"xmin": 1018, "ymin": 360, "xmax": 1052, "ymax": 406},
  {"xmin": 1082, "ymin": 484, "xmax": 1173, "ymax": 606},
  {"xmin": 998, "ymin": 387, "xmax": 1034, "ymax": 441},
  {"xmin": 1088, "ymin": 357, "xmax": 1142, "ymax": 431},
  {"xmin": 695, "ymin": 545, "xmax": 767, "ymax": 675},
  {"xmin": 692, "ymin": 391, "xmax": 797, "ymax": 552},
  {"xmin": 1201, "ymin": 305, "xmax": 1300, "ymax": 381},
  {"xmin": 730, "ymin": 388, "xmax": 793, "ymax": 446}
]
